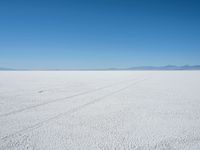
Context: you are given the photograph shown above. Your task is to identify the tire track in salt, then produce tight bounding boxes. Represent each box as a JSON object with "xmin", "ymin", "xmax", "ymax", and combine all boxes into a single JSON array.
[
  {"xmin": 1, "ymin": 78, "xmax": 149, "ymax": 141},
  {"xmin": 0, "ymin": 76, "xmax": 140, "ymax": 118}
]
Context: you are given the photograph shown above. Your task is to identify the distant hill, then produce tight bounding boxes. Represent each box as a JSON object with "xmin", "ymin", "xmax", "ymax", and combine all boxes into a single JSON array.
[
  {"xmin": 0, "ymin": 67, "xmax": 14, "ymax": 70},
  {"xmin": 127, "ymin": 65, "xmax": 200, "ymax": 70}
]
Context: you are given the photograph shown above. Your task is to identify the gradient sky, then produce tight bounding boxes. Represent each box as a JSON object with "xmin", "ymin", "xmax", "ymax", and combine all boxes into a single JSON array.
[{"xmin": 0, "ymin": 0, "xmax": 200, "ymax": 69}]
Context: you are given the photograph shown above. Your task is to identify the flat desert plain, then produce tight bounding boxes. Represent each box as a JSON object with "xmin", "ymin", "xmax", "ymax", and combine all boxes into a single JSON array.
[{"xmin": 0, "ymin": 71, "xmax": 200, "ymax": 150}]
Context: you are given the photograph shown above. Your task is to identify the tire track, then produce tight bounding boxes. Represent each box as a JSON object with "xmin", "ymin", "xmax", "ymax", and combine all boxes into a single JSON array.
[
  {"xmin": 0, "ymin": 76, "xmax": 142, "ymax": 118},
  {"xmin": 1, "ymin": 78, "xmax": 148, "ymax": 141}
]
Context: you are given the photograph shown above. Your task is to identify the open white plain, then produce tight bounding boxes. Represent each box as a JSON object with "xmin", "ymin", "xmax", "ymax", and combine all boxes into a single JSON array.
[{"xmin": 0, "ymin": 71, "xmax": 200, "ymax": 150}]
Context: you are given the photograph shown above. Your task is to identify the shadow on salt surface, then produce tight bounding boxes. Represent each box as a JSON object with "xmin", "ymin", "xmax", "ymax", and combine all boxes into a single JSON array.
[{"xmin": 38, "ymin": 90, "xmax": 44, "ymax": 93}]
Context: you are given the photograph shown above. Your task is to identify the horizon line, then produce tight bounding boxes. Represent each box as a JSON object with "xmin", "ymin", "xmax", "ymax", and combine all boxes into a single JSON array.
[{"xmin": 1, "ymin": 65, "xmax": 200, "ymax": 71}]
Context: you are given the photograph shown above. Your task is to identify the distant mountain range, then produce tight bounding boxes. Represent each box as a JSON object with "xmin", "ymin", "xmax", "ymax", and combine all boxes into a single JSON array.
[
  {"xmin": 0, "ymin": 67, "xmax": 15, "ymax": 70},
  {"xmin": 126, "ymin": 65, "xmax": 200, "ymax": 70},
  {"xmin": 102, "ymin": 65, "xmax": 200, "ymax": 70},
  {"xmin": 1, "ymin": 65, "xmax": 200, "ymax": 71}
]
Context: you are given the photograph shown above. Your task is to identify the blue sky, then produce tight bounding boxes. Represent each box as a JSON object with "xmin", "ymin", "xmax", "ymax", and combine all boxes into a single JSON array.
[{"xmin": 0, "ymin": 0, "xmax": 200, "ymax": 69}]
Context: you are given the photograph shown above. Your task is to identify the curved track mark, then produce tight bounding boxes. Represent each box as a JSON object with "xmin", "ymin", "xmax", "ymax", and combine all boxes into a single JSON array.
[
  {"xmin": 1, "ymin": 78, "xmax": 148, "ymax": 140},
  {"xmin": 0, "ymin": 77, "xmax": 142, "ymax": 118}
]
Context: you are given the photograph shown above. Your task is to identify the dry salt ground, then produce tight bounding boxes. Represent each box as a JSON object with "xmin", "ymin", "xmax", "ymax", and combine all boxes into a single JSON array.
[{"xmin": 0, "ymin": 71, "xmax": 200, "ymax": 150}]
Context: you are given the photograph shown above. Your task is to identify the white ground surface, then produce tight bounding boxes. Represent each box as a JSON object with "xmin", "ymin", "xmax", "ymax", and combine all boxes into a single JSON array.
[{"xmin": 0, "ymin": 71, "xmax": 200, "ymax": 150}]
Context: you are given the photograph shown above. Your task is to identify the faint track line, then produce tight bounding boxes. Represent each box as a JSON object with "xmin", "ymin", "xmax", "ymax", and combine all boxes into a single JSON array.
[
  {"xmin": 1, "ymin": 78, "xmax": 149, "ymax": 141},
  {"xmin": 0, "ymin": 76, "xmax": 142, "ymax": 118}
]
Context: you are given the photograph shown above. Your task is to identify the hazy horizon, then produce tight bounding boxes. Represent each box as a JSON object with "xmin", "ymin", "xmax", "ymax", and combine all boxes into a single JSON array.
[{"xmin": 0, "ymin": 64, "xmax": 200, "ymax": 71}]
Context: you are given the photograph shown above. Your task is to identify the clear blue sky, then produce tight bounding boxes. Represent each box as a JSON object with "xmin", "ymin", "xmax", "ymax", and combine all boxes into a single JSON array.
[{"xmin": 0, "ymin": 0, "xmax": 200, "ymax": 69}]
